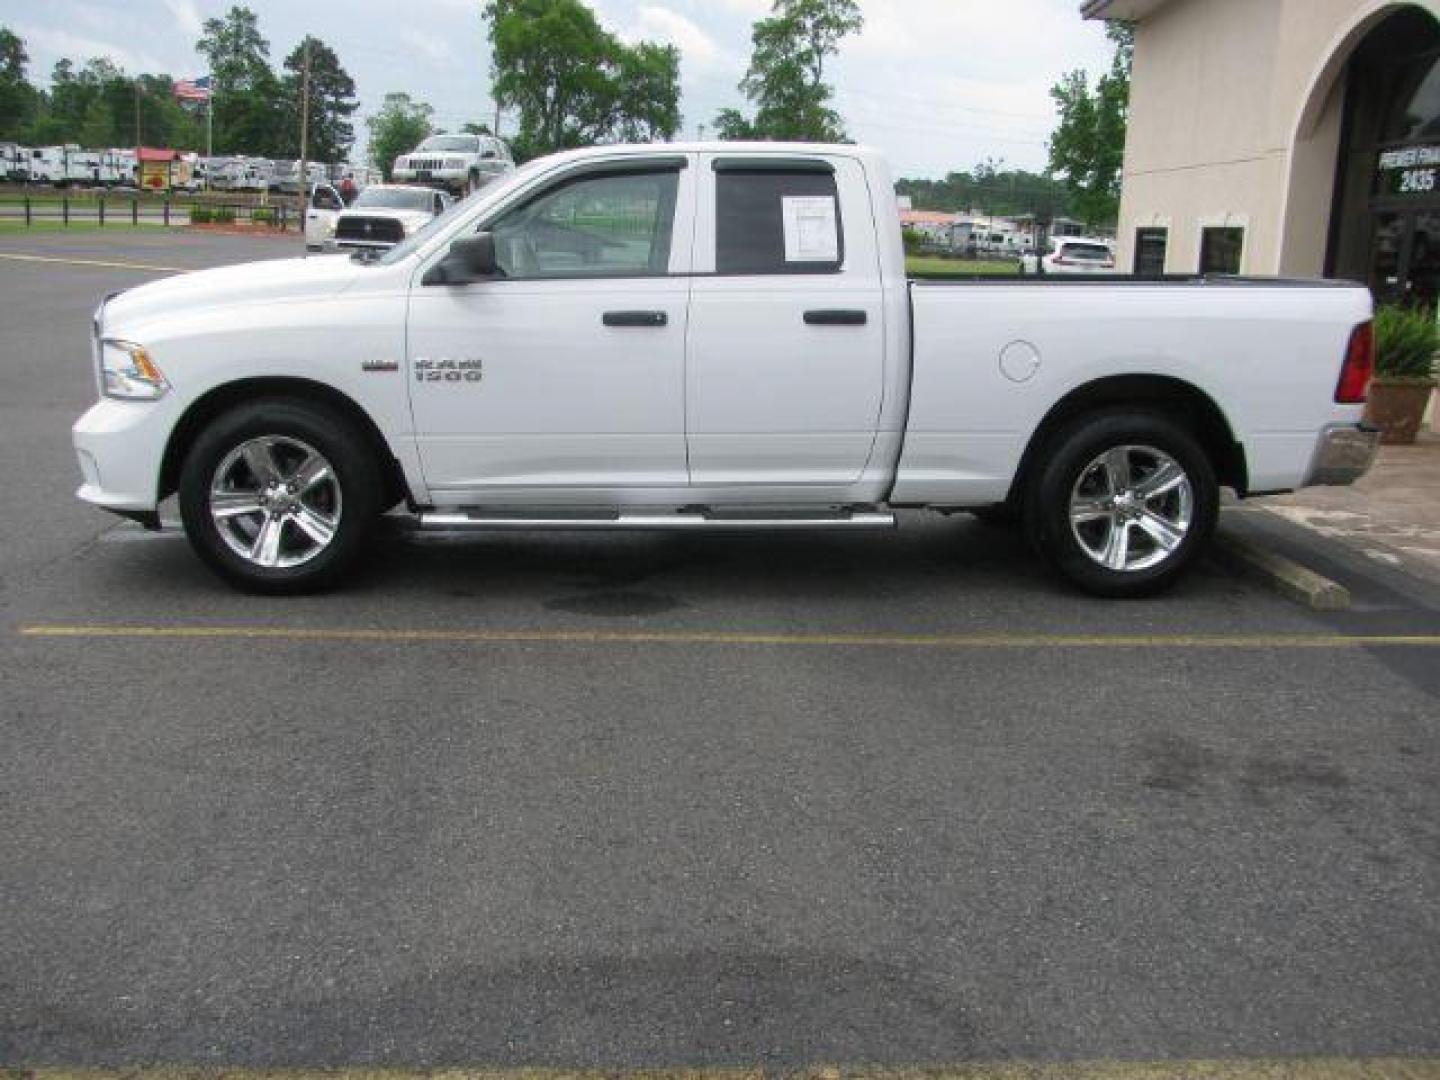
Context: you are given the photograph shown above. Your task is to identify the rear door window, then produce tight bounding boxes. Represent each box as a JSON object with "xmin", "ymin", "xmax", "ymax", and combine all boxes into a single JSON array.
[{"xmin": 715, "ymin": 168, "xmax": 843, "ymax": 275}]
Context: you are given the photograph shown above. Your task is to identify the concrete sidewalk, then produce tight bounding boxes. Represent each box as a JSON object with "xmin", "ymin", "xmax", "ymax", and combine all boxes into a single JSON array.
[{"xmin": 1255, "ymin": 431, "xmax": 1440, "ymax": 580}]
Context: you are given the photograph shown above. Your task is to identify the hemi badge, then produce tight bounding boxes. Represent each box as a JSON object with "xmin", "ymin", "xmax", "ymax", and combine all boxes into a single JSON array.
[{"xmin": 361, "ymin": 358, "xmax": 400, "ymax": 373}]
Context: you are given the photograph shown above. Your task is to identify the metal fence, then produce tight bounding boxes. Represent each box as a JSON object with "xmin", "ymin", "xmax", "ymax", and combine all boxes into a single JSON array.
[{"xmin": 0, "ymin": 192, "xmax": 299, "ymax": 231}]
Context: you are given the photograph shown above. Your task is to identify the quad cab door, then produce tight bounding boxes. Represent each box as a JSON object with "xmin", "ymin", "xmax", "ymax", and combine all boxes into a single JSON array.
[
  {"xmin": 685, "ymin": 153, "xmax": 886, "ymax": 490},
  {"xmin": 304, "ymin": 184, "xmax": 343, "ymax": 248},
  {"xmin": 406, "ymin": 156, "xmax": 695, "ymax": 499}
]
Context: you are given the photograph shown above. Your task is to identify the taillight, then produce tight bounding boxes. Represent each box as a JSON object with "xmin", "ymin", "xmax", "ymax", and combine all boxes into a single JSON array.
[{"xmin": 1335, "ymin": 321, "xmax": 1375, "ymax": 404}]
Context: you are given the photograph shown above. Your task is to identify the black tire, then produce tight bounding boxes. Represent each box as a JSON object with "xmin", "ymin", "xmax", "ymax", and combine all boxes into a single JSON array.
[
  {"xmin": 1025, "ymin": 410, "xmax": 1219, "ymax": 598},
  {"xmin": 178, "ymin": 398, "xmax": 384, "ymax": 594}
]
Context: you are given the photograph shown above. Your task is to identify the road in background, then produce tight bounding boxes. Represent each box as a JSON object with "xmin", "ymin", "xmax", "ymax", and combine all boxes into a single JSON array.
[{"xmin": 1, "ymin": 233, "xmax": 1436, "ymax": 1066}]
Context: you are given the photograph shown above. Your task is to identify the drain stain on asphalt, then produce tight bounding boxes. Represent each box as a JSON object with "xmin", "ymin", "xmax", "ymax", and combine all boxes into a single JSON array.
[{"xmin": 544, "ymin": 591, "xmax": 681, "ymax": 617}]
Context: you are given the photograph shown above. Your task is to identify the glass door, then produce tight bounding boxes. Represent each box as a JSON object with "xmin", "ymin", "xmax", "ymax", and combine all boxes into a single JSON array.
[{"xmin": 1368, "ymin": 210, "xmax": 1407, "ymax": 304}]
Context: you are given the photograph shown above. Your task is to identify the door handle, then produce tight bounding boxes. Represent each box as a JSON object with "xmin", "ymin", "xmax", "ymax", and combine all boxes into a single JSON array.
[
  {"xmin": 804, "ymin": 309, "xmax": 867, "ymax": 326},
  {"xmin": 603, "ymin": 310, "xmax": 668, "ymax": 327}
]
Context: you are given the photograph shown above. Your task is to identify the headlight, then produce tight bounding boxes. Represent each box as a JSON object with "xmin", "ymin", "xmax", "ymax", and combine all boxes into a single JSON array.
[
  {"xmin": 100, "ymin": 339, "xmax": 170, "ymax": 400},
  {"xmin": 324, "ymin": 217, "xmax": 338, "ymax": 237}
]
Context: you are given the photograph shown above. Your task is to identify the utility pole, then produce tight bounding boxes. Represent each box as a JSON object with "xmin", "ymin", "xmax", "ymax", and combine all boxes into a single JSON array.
[
  {"xmin": 298, "ymin": 36, "xmax": 312, "ymax": 201},
  {"xmin": 492, "ymin": 98, "xmax": 501, "ymax": 138}
]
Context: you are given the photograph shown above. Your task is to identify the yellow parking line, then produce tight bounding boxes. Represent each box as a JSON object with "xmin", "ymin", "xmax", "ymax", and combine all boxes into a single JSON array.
[
  {"xmin": 0, "ymin": 251, "xmax": 188, "ymax": 272},
  {"xmin": 16, "ymin": 623, "xmax": 1440, "ymax": 649},
  {"xmin": 8, "ymin": 1061, "xmax": 1440, "ymax": 1080}
]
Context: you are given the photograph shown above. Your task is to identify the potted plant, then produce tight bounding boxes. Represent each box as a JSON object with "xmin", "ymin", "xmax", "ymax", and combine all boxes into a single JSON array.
[{"xmin": 1366, "ymin": 304, "xmax": 1438, "ymax": 444}]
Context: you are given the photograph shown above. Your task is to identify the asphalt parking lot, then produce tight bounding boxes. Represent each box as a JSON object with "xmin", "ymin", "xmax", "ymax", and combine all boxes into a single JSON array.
[{"xmin": 1, "ymin": 231, "xmax": 1438, "ymax": 1069}]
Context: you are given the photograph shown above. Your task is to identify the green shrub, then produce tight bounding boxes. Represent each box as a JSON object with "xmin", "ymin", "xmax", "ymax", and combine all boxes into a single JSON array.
[
  {"xmin": 189, "ymin": 205, "xmax": 212, "ymax": 224},
  {"xmin": 1375, "ymin": 304, "xmax": 1439, "ymax": 381},
  {"xmin": 251, "ymin": 207, "xmax": 275, "ymax": 225},
  {"xmin": 212, "ymin": 206, "xmax": 236, "ymax": 224},
  {"xmin": 901, "ymin": 226, "xmax": 925, "ymax": 255}
]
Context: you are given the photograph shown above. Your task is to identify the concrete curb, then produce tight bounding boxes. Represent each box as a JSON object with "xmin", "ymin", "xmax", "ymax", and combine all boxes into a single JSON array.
[{"xmin": 1213, "ymin": 528, "xmax": 1351, "ymax": 611}]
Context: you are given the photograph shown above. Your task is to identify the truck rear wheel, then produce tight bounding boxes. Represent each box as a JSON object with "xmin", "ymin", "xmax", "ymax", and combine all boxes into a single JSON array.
[
  {"xmin": 1025, "ymin": 410, "xmax": 1218, "ymax": 597},
  {"xmin": 177, "ymin": 399, "xmax": 384, "ymax": 594}
]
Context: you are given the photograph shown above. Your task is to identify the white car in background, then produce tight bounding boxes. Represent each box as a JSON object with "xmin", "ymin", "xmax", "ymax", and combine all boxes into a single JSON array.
[
  {"xmin": 392, "ymin": 134, "xmax": 514, "ymax": 196},
  {"xmin": 1021, "ymin": 236, "xmax": 1117, "ymax": 275},
  {"xmin": 326, "ymin": 184, "xmax": 452, "ymax": 253},
  {"xmin": 304, "ymin": 183, "xmax": 347, "ymax": 251}
]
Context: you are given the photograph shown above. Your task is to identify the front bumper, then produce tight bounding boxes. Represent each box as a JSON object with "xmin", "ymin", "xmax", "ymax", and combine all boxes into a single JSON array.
[
  {"xmin": 394, "ymin": 167, "xmax": 465, "ymax": 186},
  {"xmin": 1307, "ymin": 422, "xmax": 1381, "ymax": 486},
  {"xmin": 333, "ymin": 238, "xmax": 397, "ymax": 252},
  {"xmin": 73, "ymin": 396, "xmax": 180, "ymax": 513}
]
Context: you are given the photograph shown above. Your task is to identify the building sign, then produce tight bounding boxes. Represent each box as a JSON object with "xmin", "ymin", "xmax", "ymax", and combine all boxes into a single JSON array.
[{"xmin": 1377, "ymin": 145, "xmax": 1440, "ymax": 196}]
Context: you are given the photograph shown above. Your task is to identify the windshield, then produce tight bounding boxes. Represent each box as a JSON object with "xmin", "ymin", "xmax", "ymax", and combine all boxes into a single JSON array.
[
  {"xmin": 416, "ymin": 136, "xmax": 478, "ymax": 153},
  {"xmin": 354, "ymin": 188, "xmax": 435, "ymax": 212},
  {"xmin": 375, "ymin": 155, "xmax": 553, "ymax": 266}
]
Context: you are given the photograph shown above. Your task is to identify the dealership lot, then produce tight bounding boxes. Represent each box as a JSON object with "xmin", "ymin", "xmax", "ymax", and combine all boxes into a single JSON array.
[{"xmin": 1, "ymin": 233, "xmax": 1438, "ymax": 1066}]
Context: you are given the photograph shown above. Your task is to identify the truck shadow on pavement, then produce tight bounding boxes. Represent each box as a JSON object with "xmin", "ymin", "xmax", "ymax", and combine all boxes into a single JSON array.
[{"xmin": 63, "ymin": 510, "xmax": 1249, "ymax": 624}]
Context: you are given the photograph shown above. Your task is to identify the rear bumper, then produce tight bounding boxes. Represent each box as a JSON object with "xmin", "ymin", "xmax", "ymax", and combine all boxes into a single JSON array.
[{"xmin": 1306, "ymin": 422, "xmax": 1381, "ymax": 486}]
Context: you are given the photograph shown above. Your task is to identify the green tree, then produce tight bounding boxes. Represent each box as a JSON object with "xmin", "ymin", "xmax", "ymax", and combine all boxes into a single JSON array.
[
  {"xmin": 279, "ymin": 36, "xmax": 358, "ymax": 161},
  {"xmin": 0, "ymin": 28, "xmax": 38, "ymax": 140},
  {"xmin": 1047, "ymin": 21, "xmax": 1132, "ymax": 227},
  {"xmin": 714, "ymin": 0, "xmax": 862, "ymax": 142},
  {"xmin": 197, "ymin": 5, "xmax": 285, "ymax": 154},
  {"xmin": 462, "ymin": 121, "xmax": 493, "ymax": 136},
  {"xmin": 484, "ymin": 0, "xmax": 680, "ymax": 160},
  {"xmin": 896, "ymin": 159, "xmax": 1075, "ymax": 220},
  {"xmin": 367, "ymin": 91, "xmax": 433, "ymax": 178},
  {"xmin": 613, "ymin": 40, "xmax": 681, "ymax": 143}
]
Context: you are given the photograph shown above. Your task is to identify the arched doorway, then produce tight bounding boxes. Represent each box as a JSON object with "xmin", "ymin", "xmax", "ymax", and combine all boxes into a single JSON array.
[{"xmin": 1328, "ymin": 5, "xmax": 1440, "ymax": 306}]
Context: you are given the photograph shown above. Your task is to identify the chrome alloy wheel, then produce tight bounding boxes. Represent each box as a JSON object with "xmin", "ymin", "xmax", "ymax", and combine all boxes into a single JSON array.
[
  {"xmin": 1068, "ymin": 444, "xmax": 1194, "ymax": 573},
  {"xmin": 209, "ymin": 436, "xmax": 343, "ymax": 569}
]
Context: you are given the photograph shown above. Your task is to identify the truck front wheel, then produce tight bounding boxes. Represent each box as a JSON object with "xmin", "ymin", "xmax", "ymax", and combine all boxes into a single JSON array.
[
  {"xmin": 177, "ymin": 399, "xmax": 384, "ymax": 594},
  {"xmin": 1026, "ymin": 411, "xmax": 1218, "ymax": 597}
]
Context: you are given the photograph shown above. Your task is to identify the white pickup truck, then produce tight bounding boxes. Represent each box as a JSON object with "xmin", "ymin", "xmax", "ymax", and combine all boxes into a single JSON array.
[{"xmin": 74, "ymin": 142, "xmax": 1380, "ymax": 597}]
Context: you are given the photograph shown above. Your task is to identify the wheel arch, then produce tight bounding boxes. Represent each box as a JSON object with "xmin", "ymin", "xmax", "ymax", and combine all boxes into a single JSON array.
[
  {"xmin": 159, "ymin": 376, "xmax": 410, "ymax": 509},
  {"xmin": 1006, "ymin": 374, "xmax": 1249, "ymax": 506}
]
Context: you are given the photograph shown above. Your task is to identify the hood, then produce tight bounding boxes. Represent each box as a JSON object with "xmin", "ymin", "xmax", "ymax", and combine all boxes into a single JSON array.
[{"xmin": 102, "ymin": 254, "xmax": 363, "ymax": 333}]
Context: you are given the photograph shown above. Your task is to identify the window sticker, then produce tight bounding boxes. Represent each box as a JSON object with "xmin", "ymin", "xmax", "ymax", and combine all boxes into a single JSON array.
[{"xmin": 782, "ymin": 195, "xmax": 839, "ymax": 262}]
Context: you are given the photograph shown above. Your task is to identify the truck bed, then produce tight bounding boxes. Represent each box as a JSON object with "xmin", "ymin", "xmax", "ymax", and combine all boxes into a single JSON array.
[{"xmin": 889, "ymin": 277, "xmax": 1373, "ymax": 506}]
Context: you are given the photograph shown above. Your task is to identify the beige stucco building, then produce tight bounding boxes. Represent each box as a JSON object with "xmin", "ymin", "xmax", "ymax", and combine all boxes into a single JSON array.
[{"xmin": 1086, "ymin": 0, "xmax": 1440, "ymax": 305}]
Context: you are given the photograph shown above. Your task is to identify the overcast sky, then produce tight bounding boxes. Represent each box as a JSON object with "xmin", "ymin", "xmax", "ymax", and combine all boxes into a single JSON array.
[{"xmin": 0, "ymin": 0, "xmax": 1115, "ymax": 178}]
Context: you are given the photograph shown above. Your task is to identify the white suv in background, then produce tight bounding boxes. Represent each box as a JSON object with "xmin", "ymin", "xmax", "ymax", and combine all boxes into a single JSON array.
[
  {"xmin": 392, "ymin": 134, "xmax": 514, "ymax": 196},
  {"xmin": 1022, "ymin": 237, "xmax": 1117, "ymax": 275}
]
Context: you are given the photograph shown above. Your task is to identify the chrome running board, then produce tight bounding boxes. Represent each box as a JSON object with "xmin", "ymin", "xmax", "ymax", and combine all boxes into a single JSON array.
[{"xmin": 418, "ymin": 510, "xmax": 897, "ymax": 532}]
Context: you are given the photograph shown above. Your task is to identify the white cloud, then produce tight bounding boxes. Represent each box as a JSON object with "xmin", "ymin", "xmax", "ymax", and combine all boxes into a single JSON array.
[
  {"xmin": 631, "ymin": 5, "xmax": 728, "ymax": 70},
  {"xmin": 15, "ymin": 22, "xmax": 169, "ymax": 76},
  {"xmin": 400, "ymin": 27, "xmax": 457, "ymax": 67},
  {"xmin": 709, "ymin": 0, "xmax": 770, "ymax": 16},
  {"xmin": 159, "ymin": 0, "xmax": 203, "ymax": 36}
]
